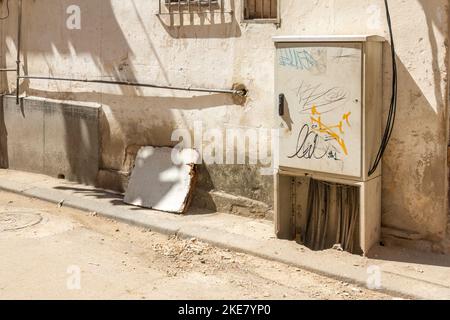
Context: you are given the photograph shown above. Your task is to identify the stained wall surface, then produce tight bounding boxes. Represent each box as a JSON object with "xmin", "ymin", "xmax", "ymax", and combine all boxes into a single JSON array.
[{"xmin": 0, "ymin": 0, "xmax": 448, "ymax": 243}]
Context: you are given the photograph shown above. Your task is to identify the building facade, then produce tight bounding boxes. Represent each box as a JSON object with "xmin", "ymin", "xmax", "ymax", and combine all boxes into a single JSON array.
[{"xmin": 1, "ymin": 0, "xmax": 449, "ymax": 252}]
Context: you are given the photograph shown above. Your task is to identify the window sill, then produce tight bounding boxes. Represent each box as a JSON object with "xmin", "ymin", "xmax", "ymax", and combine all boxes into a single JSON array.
[{"xmin": 242, "ymin": 18, "xmax": 280, "ymax": 25}]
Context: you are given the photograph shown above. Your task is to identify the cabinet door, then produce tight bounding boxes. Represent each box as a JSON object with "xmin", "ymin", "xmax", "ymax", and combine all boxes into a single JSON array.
[{"xmin": 275, "ymin": 43, "xmax": 363, "ymax": 178}]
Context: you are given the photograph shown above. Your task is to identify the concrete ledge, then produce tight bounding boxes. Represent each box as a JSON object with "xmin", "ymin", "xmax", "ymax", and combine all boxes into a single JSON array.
[
  {"xmin": 1, "ymin": 169, "xmax": 450, "ymax": 300},
  {"xmin": 1, "ymin": 95, "xmax": 100, "ymax": 184},
  {"xmin": 192, "ymin": 188, "xmax": 274, "ymax": 220}
]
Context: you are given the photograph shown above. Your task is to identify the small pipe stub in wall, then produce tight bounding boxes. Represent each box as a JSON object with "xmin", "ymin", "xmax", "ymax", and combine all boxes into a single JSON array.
[{"xmin": 232, "ymin": 83, "xmax": 248, "ymax": 105}]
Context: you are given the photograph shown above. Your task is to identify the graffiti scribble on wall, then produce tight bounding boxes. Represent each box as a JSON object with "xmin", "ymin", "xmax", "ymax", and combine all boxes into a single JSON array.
[
  {"xmin": 288, "ymin": 105, "xmax": 352, "ymax": 162},
  {"xmin": 295, "ymin": 81, "xmax": 349, "ymax": 114},
  {"xmin": 279, "ymin": 48, "xmax": 326, "ymax": 72},
  {"xmin": 310, "ymin": 106, "xmax": 351, "ymax": 156}
]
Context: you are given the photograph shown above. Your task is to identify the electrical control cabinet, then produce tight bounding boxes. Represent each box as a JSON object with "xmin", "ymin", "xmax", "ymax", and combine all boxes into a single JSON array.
[{"xmin": 273, "ymin": 36, "xmax": 384, "ymax": 254}]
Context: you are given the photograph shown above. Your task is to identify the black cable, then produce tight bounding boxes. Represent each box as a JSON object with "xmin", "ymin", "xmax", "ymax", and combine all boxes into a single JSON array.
[
  {"xmin": 368, "ymin": 0, "xmax": 398, "ymax": 176},
  {"xmin": 0, "ymin": 0, "xmax": 10, "ymax": 20}
]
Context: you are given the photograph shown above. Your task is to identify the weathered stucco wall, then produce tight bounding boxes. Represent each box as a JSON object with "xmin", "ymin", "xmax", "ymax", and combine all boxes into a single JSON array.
[{"xmin": 0, "ymin": 0, "xmax": 448, "ymax": 244}]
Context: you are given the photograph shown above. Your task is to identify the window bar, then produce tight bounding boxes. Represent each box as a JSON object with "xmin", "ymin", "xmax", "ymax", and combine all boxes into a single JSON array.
[
  {"xmin": 270, "ymin": 0, "xmax": 272, "ymax": 19},
  {"xmin": 261, "ymin": 0, "xmax": 264, "ymax": 19},
  {"xmin": 159, "ymin": 1, "xmax": 228, "ymax": 15}
]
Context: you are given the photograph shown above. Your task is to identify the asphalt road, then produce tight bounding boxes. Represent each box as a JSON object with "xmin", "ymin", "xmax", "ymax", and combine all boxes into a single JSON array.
[{"xmin": 0, "ymin": 190, "xmax": 392, "ymax": 300}]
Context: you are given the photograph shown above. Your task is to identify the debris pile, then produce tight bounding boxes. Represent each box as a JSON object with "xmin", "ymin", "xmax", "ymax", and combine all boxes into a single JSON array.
[{"xmin": 151, "ymin": 236, "xmax": 241, "ymax": 275}]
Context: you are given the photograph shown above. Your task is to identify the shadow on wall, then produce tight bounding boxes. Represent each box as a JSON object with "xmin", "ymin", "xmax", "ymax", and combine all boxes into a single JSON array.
[
  {"xmin": 417, "ymin": 0, "xmax": 448, "ymax": 123},
  {"xmin": 382, "ymin": 50, "xmax": 448, "ymax": 239},
  {"xmin": 18, "ymin": 0, "xmax": 140, "ymax": 96},
  {"xmin": 8, "ymin": 0, "xmax": 141, "ymax": 186},
  {"xmin": 22, "ymin": 86, "xmax": 237, "ymax": 193},
  {"xmin": 380, "ymin": 0, "xmax": 449, "ymax": 241},
  {"xmin": 1, "ymin": 0, "xmax": 243, "ymax": 194},
  {"xmin": 421, "ymin": 0, "xmax": 450, "ymax": 241}
]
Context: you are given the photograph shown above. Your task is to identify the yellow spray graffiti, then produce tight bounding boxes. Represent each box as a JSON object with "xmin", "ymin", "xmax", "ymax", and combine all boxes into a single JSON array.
[
  {"xmin": 310, "ymin": 107, "xmax": 352, "ymax": 156},
  {"xmin": 343, "ymin": 112, "xmax": 352, "ymax": 127}
]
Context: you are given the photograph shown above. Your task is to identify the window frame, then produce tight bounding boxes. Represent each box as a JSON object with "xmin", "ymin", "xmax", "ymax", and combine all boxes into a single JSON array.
[{"xmin": 241, "ymin": 0, "xmax": 281, "ymax": 25}]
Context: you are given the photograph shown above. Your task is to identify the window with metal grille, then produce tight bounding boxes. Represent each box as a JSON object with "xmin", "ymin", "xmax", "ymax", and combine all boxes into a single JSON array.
[
  {"xmin": 243, "ymin": 0, "xmax": 279, "ymax": 22},
  {"xmin": 159, "ymin": 0, "xmax": 222, "ymax": 14}
]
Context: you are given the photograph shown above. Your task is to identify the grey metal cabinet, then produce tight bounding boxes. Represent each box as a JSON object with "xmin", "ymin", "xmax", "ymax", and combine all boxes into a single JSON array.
[{"xmin": 273, "ymin": 35, "xmax": 384, "ymax": 254}]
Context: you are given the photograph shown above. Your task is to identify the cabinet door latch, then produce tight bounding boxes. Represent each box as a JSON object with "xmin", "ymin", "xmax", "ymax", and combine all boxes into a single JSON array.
[{"xmin": 278, "ymin": 93, "xmax": 285, "ymax": 116}]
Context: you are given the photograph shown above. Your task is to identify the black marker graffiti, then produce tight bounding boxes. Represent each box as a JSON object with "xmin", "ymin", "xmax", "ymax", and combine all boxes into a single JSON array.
[
  {"xmin": 288, "ymin": 124, "xmax": 341, "ymax": 161},
  {"xmin": 295, "ymin": 82, "xmax": 348, "ymax": 114}
]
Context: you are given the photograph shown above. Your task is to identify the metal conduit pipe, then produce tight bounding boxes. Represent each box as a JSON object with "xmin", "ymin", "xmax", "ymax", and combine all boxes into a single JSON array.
[
  {"xmin": 15, "ymin": 0, "xmax": 22, "ymax": 104},
  {"xmin": 18, "ymin": 75, "xmax": 248, "ymax": 97}
]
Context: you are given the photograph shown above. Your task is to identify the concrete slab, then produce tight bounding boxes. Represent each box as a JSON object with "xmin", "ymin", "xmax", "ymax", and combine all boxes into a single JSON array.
[
  {"xmin": 2, "ymin": 96, "xmax": 45, "ymax": 173},
  {"xmin": 1, "ymin": 96, "xmax": 100, "ymax": 185},
  {"xmin": 43, "ymin": 100, "xmax": 100, "ymax": 183},
  {"xmin": 0, "ymin": 169, "xmax": 449, "ymax": 300},
  {"xmin": 0, "ymin": 96, "xmax": 9, "ymax": 168},
  {"xmin": 124, "ymin": 147, "xmax": 199, "ymax": 214}
]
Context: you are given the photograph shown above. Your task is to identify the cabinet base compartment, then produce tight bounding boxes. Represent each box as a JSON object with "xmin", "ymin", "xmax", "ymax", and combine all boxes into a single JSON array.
[{"xmin": 275, "ymin": 173, "xmax": 381, "ymax": 255}]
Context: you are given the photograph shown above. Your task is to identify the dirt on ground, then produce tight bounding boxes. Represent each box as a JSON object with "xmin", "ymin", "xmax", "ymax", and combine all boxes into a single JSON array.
[{"xmin": 0, "ymin": 190, "xmax": 394, "ymax": 300}]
